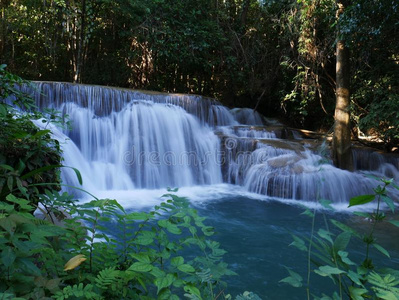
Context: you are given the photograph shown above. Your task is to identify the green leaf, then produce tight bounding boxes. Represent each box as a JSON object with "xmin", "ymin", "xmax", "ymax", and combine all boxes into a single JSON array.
[
  {"xmin": 126, "ymin": 212, "xmax": 151, "ymax": 220},
  {"xmin": 318, "ymin": 229, "xmax": 334, "ymax": 244},
  {"xmin": 184, "ymin": 284, "xmax": 202, "ymax": 298},
  {"xmin": 373, "ymin": 243, "xmax": 390, "ymax": 258},
  {"xmin": 331, "ymin": 219, "xmax": 360, "ymax": 238},
  {"xmin": 130, "ymin": 253, "xmax": 150, "ymax": 263},
  {"xmin": 301, "ymin": 208, "xmax": 314, "ymax": 218},
  {"xmin": 315, "ymin": 265, "xmax": 346, "ymax": 277},
  {"xmin": 348, "ymin": 270, "xmax": 364, "ymax": 286},
  {"xmin": 0, "ymin": 104, "xmax": 6, "ymax": 117},
  {"xmin": 279, "ymin": 268, "xmax": 303, "ymax": 288},
  {"xmin": 65, "ymin": 167, "xmax": 83, "ymax": 185},
  {"xmin": 353, "ymin": 211, "xmax": 371, "ymax": 218},
  {"xmin": 155, "ymin": 274, "xmax": 174, "ymax": 294},
  {"xmin": 6, "ymin": 194, "xmax": 32, "ymax": 210},
  {"xmin": 334, "ymin": 232, "xmax": 351, "ymax": 252},
  {"xmin": 32, "ymin": 129, "xmax": 51, "ymax": 138},
  {"xmin": 349, "ymin": 286, "xmax": 367, "ymax": 300},
  {"xmin": 177, "ymin": 264, "xmax": 195, "ymax": 273},
  {"xmin": 319, "ymin": 199, "xmax": 334, "ymax": 210},
  {"xmin": 128, "ymin": 262, "xmax": 153, "ymax": 272},
  {"xmin": 349, "ymin": 195, "xmax": 375, "ymax": 207},
  {"xmin": 19, "ymin": 258, "xmax": 41, "ymax": 275},
  {"xmin": 388, "ymin": 220, "xmax": 399, "ymax": 227},
  {"xmin": 1, "ymin": 246, "xmax": 16, "ymax": 267},
  {"xmin": 381, "ymin": 195, "xmax": 395, "ymax": 213},
  {"xmin": 0, "ymin": 164, "xmax": 14, "ymax": 171},
  {"xmin": 338, "ymin": 250, "xmax": 356, "ymax": 265},
  {"xmin": 0, "ymin": 217, "xmax": 16, "ymax": 235},
  {"xmin": 21, "ymin": 165, "xmax": 62, "ymax": 180},
  {"xmin": 171, "ymin": 256, "xmax": 184, "ymax": 267},
  {"xmin": 135, "ymin": 231, "xmax": 155, "ymax": 245},
  {"xmin": 290, "ymin": 235, "xmax": 307, "ymax": 251}
]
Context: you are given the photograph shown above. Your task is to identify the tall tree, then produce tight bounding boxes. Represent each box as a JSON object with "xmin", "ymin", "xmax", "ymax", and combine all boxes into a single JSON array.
[{"xmin": 332, "ymin": 0, "xmax": 353, "ymax": 170}]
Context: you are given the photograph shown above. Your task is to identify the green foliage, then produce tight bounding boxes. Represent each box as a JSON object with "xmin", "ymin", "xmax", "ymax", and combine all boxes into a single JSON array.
[
  {"xmin": 0, "ymin": 188, "xmax": 238, "ymax": 299},
  {"xmin": 0, "ymin": 65, "xmax": 65, "ymax": 205},
  {"xmin": 2, "ymin": 0, "xmax": 398, "ymax": 140},
  {"xmin": 282, "ymin": 178, "xmax": 399, "ymax": 299}
]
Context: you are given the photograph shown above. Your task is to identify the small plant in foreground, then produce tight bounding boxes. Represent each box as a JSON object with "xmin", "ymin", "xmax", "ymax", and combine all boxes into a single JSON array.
[
  {"xmin": 0, "ymin": 189, "xmax": 239, "ymax": 299},
  {"xmin": 281, "ymin": 178, "xmax": 399, "ymax": 300}
]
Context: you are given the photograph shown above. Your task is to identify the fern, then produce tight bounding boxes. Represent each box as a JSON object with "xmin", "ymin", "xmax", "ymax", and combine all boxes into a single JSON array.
[
  {"xmin": 95, "ymin": 267, "xmax": 120, "ymax": 290},
  {"xmin": 196, "ymin": 268, "xmax": 213, "ymax": 283},
  {"xmin": 53, "ymin": 283, "xmax": 101, "ymax": 300},
  {"xmin": 368, "ymin": 272, "xmax": 399, "ymax": 300}
]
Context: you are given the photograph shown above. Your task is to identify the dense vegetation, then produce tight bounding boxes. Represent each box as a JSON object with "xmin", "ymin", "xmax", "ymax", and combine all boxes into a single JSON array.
[{"xmin": 1, "ymin": 0, "xmax": 398, "ymax": 148}]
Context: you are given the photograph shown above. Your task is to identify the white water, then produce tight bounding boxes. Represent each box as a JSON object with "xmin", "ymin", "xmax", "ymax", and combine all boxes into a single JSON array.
[{"xmin": 24, "ymin": 82, "xmax": 399, "ymax": 205}]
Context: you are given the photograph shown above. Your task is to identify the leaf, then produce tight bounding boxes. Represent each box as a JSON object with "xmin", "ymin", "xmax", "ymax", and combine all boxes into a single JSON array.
[
  {"xmin": 0, "ymin": 217, "xmax": 16, "ymax": 235},
  {"xmin": 171, "ymin": 256, "xmax": 184, "ymax": 267},
  {"xmin": 19, "ymin": 258, "xmax": 41, "ymax": 275},
  {"xmin": 318, "ymin": 229, "xmax": 334, "ymax": 244},
  {"xmin": 368, "ymin": 272, "xmax": 399, "ymax": 299},
  {"xmin": 0, "ymin": 104, "xmax": 6, "ymax": 117},
  {"xmin": 130, "ymin": 253, "xmax": 150, "ymax": 263},
  {"xmin": 155, "ymin": 274, "xmax": 174, "ymax": 294},
  {"xmin": 64, "ymin": 254, "xmax": 87, "ymax": 271},
  {"xmin": 126, "ymin": 212, "xmax": 151, "ymax": 220},
  {"xmin": 289, "ymin": 235, "xmax": 307, "ymax": 251},
  {"xmin": 388, "ymin": 220, "xmax": 399, "ymax": 227},
  {"xmin": 319, "ymin": 199, "xmax": 334, "ymax": 210},
  {"xmin": 353, "ymin": 211, "xmax": 371, "ymax": 218},
  {"xmin": 381, "ymin": 195, "xmax": 395, "ymax": 213},
  {"xmin": 331, "ymin": 219, "xmax": 360, "ymax": 238},
  {"xmin": 177, "ymin": 264, "xmax": 195, "ymax": 273},
  {"xmin": 135, "ymin": 231, "xmax": 154, "ymax": 245},
  {"xmin": 32, "ymin": 129, "xmax": 51, "ymax": 138},
  {"xmin": 338, "ymin": 250, "xmax": 356, "ymax": 265},
  {"xmin": 334, "ymin": 232, "xmax": 351, "ymax": 252},
  {"xmin": 348, "ymin": 270, "xmax": 364, "ymax": 286},
  {"xmin": 166, "ymin": 223, "xmax": 181, "ymax": 235},
  {"xmin": 349, "ymin": 286, "xmax": 367, "ymax": 300},
  {"xmin": 301, "ymin": 208, "xmax": 314, "ymax": 218},
  {"xmin": 129, "ymin": 262, "xmax": 153, "ymax": 272},
  {"xmin": 0, "ymin": 164, "xmax": 14, "ymax": 171},
  {"xmin": 1, "ymin": 246, "xmax": 16, "ymax": 267},
  {"xmin": 184, "ymin": 284, "xmax": 202, "ymax": 298},
  {"xmin": 374, "ymin": 243, "xmax": 390, "ymax": 258},
  {"xmin": 21, "ymin": 165, "xmax": 62, "ymax": 180},
  {"xmin": 67, "ymin": 167, "xmax": 83, "ymax": 185},
  {"xmin": 315, "ymin": 265, "xmax": 346, "ymax": 277},
  {"xmin": 279, "ymin": 268, "xmax": 303, "ymax": 288},
  {"xmin": 349, "ymin": 195, "xmax": 375, "ymax": 207}
]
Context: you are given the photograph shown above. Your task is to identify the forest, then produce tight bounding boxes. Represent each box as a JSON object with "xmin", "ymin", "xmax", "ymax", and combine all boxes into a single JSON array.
[
  {"xmin": 1, "ymin": 0, "xmax": 399, "ymax": 299},
  {"xmin": 1, "ymin": 0, "xmax": 398, "ymax": 149}
]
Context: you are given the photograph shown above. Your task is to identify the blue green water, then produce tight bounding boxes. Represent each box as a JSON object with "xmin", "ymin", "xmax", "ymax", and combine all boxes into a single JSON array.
[{"xmin": 190, "ymin": 195, "xmax": 399, "ymax": 299}]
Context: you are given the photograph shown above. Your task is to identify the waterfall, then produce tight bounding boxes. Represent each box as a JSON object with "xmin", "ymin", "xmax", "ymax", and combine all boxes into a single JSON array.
[{"xmin": 23, "ymin": 82, "xmax": 399, "ymax": 203}]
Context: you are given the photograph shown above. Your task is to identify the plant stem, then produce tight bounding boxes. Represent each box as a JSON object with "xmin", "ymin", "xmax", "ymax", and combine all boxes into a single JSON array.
[
  {"xmin": 365, "ymin": 189, "xmax": 382, "ymax": 263},
  {"xmin": 307, "ymin": 207, "xmax": 316, "ymax": 300}
]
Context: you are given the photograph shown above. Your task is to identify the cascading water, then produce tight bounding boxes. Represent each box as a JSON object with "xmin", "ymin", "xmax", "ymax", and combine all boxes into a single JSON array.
[{"xmin": 23, "ymin": 82, "xmax": 399, "ymax": 204}]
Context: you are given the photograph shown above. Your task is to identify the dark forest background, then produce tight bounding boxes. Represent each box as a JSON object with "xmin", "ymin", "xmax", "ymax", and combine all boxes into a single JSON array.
[{"xmin": 1, "ymin": 0, "xmax": 398, "ymax": 148}]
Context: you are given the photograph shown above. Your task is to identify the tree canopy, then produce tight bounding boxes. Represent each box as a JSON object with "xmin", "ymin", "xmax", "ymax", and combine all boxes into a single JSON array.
[{"xmin": 1, "ymin": 0, "xmax": 398, "ymax": 149}]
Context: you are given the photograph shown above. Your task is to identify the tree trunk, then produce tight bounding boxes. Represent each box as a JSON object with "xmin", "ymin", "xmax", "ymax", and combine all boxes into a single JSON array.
[{"xmin": 332, "ymin": 0, "xmax": 353, "ymax": 171}]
